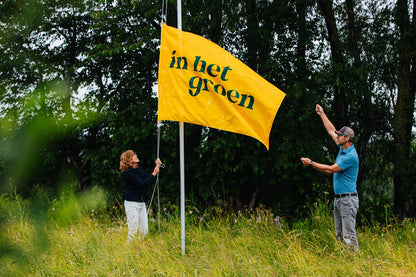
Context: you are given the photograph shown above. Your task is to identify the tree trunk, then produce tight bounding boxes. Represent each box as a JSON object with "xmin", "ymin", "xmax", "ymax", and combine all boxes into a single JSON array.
[
  {"xmin": 207, "ymin": 0, "xmax": 223, "ymax": 44},
  {"xmin": 245, "ymin": 0, "xmax": 258, "ymax": 70},
  {"xmin": 318, "ymin": 0, "xmax": 346, "ymax": 126},
  {"xmin": 345, "ymin": 0, "xmax": 374, "ymax": 190},
  {"xmin": 393, "ymin": 0, "xmax": 416, "ymax": 217},
  {"xmin": 296, "ymin": 0, "xmax": 307, "ymax": 74},
  {"xmin": 248, "ymin": 184, "xmax": 259, "ymax": 210}
]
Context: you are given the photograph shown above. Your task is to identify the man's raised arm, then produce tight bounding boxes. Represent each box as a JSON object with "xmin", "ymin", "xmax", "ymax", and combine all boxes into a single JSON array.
[{"xmin": 315, "ymin": 104, "xmax": 337, "ymax": 144}]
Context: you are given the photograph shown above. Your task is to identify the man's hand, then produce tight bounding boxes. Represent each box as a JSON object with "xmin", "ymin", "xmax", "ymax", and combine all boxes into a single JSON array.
[
  {"xmin": 300, "ymin": 157, "xmax": 312, "ymax": 166},
  {"xmin": 315, "ymin": 104, "xmax": 324, "ymax": 116}
]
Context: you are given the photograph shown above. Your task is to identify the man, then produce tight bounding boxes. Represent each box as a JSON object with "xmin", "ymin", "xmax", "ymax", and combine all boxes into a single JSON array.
[{"xmin": 301, "ymin": 104, "xmax": 359, "ymax": 251}]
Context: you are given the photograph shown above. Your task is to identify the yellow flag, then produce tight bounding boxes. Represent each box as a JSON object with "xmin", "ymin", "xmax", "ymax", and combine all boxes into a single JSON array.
[{"xmin": 158, "ymin": 24, "xmax": 285, "ymax": 149}]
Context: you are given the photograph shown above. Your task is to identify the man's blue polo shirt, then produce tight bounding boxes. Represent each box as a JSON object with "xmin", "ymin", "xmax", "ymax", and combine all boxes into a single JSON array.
[{"xmin": 333, "ymin": 144, "xmax": 359, "ymax": 194}]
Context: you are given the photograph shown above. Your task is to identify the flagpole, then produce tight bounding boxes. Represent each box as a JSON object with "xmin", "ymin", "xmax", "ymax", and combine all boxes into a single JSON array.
[{"xmin": 177, "ymin": 0, "xmax": 186, "ymax": 255}]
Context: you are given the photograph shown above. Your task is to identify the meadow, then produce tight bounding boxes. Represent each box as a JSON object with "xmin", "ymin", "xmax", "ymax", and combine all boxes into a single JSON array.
[{"xmin": 1, "ymin": 192, "xmax": 415, "ymax": 276}]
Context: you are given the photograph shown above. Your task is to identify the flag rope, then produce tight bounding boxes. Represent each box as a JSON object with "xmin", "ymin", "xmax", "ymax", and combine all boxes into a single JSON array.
[
  {"xmin": 148, "ymin": 123, "xmax": 163, "ymax": 236},
  {"xmin": 147, "ymin": 0, "xmax": 168, "ymax": 236}
]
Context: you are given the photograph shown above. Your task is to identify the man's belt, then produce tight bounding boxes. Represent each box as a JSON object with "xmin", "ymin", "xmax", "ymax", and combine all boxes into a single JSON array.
[{"xmin": 335, "ymin": 193, "xmax": 357, "ymax": 198}]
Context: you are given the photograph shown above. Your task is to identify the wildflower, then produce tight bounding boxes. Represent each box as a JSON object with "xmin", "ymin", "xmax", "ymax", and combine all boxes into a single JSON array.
[
  {"xmin": 257, "ymin": 217, "xmax": 261, "ymax": 222},
  {"xmin": 150, "ymin": 218, "xmax": 155, "ymax": 222},
  {"xmin": 274, "ymin": 216, "xmax": 282, "ymax": 228}
]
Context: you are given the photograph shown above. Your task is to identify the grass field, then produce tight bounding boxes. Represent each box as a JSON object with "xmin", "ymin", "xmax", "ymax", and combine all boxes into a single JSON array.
[{"xmin": 1, "ymin": 193, "xmax": 416, "ymax": 276}]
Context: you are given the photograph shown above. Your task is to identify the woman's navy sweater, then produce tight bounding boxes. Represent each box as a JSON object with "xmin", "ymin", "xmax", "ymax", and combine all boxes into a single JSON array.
[{"xmin": 123, "ymin": 167, "xmax": 156, "ymax": 202}]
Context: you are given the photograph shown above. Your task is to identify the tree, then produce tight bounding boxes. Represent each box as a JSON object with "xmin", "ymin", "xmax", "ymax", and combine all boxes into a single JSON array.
[
  {"xmin": 393, "ymin": 0, "xmax": 416, "ymax": 217},
  {"xmin": 1, "ymin": 0, "xmax": 412, "ymax": 220},
  {"xmin": 0, "ymin": 0, "xmax": 95, "ymax": 192}
]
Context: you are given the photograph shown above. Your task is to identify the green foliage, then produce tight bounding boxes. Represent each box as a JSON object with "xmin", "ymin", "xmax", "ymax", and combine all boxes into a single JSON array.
[
  {"xmin": 50, "ymin": 183, "xmax": 107, "ymax": 226},
  {"xmin": 358, "ymin": 137, "xmax": 395, "ymax": 224},
  {"xmin": 0, "ymin": 0, "xmax": 413, "ymax": 219},
  {"xmin": 0, "ymin": 187, "xmax": 107, "ymax": 274}
]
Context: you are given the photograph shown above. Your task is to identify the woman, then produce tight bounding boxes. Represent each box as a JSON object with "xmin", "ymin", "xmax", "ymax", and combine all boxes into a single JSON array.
[{"xmin": 120, "ymin": 150, "xmax": 162, "ymax": 242}]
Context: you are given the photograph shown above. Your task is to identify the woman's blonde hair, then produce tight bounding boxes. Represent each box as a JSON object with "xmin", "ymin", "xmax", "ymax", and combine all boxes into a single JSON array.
[{"xmin": 120, "ymin": 150, "xmax": 135, "ymax": 173}]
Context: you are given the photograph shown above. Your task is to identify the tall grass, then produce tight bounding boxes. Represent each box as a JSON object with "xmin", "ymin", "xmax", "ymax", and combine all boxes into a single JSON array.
[{"xmin": 1, "ymin": 195, "xmax": 415, "ymax": 276}]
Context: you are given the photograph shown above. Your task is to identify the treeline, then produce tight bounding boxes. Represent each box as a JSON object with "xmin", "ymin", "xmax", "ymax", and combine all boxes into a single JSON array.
[{"xmin": 0, "ymin": 0, "xmax": 415, "ymax": 221}]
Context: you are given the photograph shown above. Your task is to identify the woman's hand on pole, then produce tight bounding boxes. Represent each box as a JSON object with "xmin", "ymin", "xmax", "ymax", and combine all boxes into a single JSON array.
[{"xmin": 152, "ymin": 158, "xmax": 163, "ymax": 176}]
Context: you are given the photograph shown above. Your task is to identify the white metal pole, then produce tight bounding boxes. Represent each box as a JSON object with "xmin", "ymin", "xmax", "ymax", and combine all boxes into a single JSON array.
[
  {"xmin": 177, "ymin": 0, "xmax": 186, "ymax": 255},
  {"xmin": 179, "ymin": 122, "xmax": 185, "ymax": 254}
]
